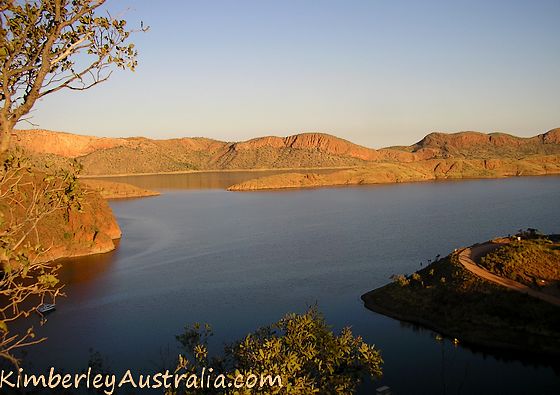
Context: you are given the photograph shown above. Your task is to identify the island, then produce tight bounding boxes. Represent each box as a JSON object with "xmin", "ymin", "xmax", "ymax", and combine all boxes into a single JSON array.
[{"xmin": 361, "ymin": 231, "xmax": 560, "ymax": 355}]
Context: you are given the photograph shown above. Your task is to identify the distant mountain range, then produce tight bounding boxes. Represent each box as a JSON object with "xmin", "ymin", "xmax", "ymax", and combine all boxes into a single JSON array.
[{"xmin": 12, "ymin": 128, "xmax": 560, "ymax": 176}]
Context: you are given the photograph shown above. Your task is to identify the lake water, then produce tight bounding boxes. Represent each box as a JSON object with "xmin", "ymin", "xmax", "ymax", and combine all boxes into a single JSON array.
[{"xmin": 23, "ymin": 174, "xmax": 560, "ymax": 394}]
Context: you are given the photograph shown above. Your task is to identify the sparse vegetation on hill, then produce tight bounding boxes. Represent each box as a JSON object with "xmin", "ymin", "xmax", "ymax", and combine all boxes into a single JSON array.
[
  {"xmin": 12, "ymin": 128, "xmax": 560, "ymax": 178},
  {"xmin": 480, "ymin": 236, "xmax": 560, "ymax": 290},
  {"xmin": 410, "ymin": 129, "xmax": 560, "ymax": 159}
]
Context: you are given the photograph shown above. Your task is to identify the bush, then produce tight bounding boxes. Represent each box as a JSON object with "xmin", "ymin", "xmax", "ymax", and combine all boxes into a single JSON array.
[
  {"xmin": 172, "ymin": 308, "xmax": 383, "ymax": 394},
  {"xmin": 391, "ymin": 274, "xmax": 410, "ymax": 287}
]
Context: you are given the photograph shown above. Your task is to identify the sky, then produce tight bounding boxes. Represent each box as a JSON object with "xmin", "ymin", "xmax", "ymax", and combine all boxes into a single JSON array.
[{"xmin": 27, "ymin": 0, "xmax": 560, "ymax": 148}]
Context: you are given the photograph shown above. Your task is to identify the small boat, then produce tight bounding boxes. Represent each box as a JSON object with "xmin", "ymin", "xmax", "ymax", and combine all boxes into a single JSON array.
[
  {"xmin": 37, "ymin": 303, "xmax": 56, "ymax": 314},
  {"xmin": 376, "ymin": 386, "xmax": 392, "ymax": 395}
]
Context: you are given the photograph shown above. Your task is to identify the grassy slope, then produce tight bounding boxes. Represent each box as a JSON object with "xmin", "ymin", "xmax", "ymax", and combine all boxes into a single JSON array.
[
  {"xmin": 480, "ymin": 238, "xmax": 560, "ymax": 289},
  {"xmin": 361, "ymin": 252, "xmax": 560, "ymax": 355}
]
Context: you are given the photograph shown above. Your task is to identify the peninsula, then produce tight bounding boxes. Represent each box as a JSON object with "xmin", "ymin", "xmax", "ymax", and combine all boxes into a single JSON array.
[{"xmin": 361, "ymin": 232, "xmax": 560, "ymax": 355}]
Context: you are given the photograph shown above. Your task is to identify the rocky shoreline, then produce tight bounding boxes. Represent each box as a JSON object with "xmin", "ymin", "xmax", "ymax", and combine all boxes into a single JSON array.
[{"xmin": 32, "ymin": 188, "xmax": 122, "ymax": 264}]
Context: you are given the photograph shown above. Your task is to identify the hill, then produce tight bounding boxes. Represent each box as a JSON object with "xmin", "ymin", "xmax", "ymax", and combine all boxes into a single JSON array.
[
  {"xmin": 407, "ymin": 129, "xmax": 560, "ymax": 159},
  {"xmin": 13, "ymin": 130, "xmax": 378, "ymax": 175},
  {"xmin": 11, "ymin": 128, "xmax": 560, "ymax": 176}
]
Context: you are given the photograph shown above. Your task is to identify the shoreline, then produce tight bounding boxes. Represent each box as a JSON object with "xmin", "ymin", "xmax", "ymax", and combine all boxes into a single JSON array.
[
  {"xmin": 78, "ymin": 166, "xmax": 354, "ymax": 179},
  {"xmin": 361, "ymin": 292, "xmax": 560, "ymax": 357},
  {"xmin": 227, "ymin": 170, "xmax": 560, "ymax": 192}
]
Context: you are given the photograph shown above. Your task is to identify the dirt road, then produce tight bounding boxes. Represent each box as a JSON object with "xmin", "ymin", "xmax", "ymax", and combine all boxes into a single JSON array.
[{"xmin": 457, "ymin": 241, "xmax": 560, "ymax": 306}]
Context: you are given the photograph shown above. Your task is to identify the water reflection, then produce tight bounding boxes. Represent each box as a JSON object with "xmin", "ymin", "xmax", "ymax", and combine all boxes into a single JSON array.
[
  {"xmin": 90, "ymin": 169, "xmax": 339, "ymax": 190},
  {"xmin": 398, "ymin": 320, "xmax": 560, "ymax": 371},
  {"xmin": 55, "ymin": 239, "xmax": 120, "ymax": 285}
]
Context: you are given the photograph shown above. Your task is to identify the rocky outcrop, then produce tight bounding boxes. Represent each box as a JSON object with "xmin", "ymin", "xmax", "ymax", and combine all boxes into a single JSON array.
[
  {"xmin": 543, "ymin": 128, "xmax": 560, "ymax": 144},
  {"xmin": 33, "ymin": 186, "xmax": 121, "ymax": 263},
  {"xmin": 2, "ymin": 171, "xmax": 122, "ymax": 264}
]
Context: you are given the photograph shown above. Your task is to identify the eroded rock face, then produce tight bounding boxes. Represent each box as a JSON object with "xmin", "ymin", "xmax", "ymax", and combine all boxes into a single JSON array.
[
  {"xmin": 34, "ymin": 187, "xmax": 121, "ymax": 263},
  {"xmin": 2, "ymin": 173, "xmax": 122, "ymax": 264},
  {"xmin": 283, "ymin": 133, "xmax": 379, "ymax": 161},
  {"xmin": 543, "ymin": 128, "xmax": 560, "ymax": 144},
  {"xmin": 230, "ymin": 132, "xmax": 380, "ymax": 161}
]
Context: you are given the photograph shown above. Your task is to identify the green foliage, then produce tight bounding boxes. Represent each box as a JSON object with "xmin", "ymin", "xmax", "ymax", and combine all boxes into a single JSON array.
[
  {"xmin": 515, "ymin": 228, "xmax": 544, "ymax": 240},
  {"xmin": 411, "ymin": 272, "xmax": 423, "ymax": 286},
  {"xmin": 391, "ymin": 274, "xmax": 410, "ymax": 287},
  {"xmin": 172, "ymin": 308, "xmax": 383, "ymax": 394}
]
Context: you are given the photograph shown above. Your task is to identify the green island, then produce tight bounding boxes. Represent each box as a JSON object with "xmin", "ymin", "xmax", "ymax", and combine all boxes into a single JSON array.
[{"xmin": 361, "ymin": 231, "xmax": 560, "ymax": 356}]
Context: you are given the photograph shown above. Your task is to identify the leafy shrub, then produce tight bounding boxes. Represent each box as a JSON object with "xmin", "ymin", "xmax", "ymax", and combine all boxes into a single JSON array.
[
  {"xmin": 172, "ymin": 308, "xmax": 383, "ymax": 394},
  {"xmin": 391, "ymin": 274, "xmax": 410, "ymax": 287}
]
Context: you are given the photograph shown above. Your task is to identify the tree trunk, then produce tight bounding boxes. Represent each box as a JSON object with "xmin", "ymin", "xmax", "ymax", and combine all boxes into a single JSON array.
[{"xmin": 0, "ymin": 120, "xmax": 13, "ymax": 154}]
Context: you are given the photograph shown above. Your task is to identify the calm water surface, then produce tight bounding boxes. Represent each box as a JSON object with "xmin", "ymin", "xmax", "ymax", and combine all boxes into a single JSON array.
[{"xmin": 24, "ymin": 174, "xmax": 560, "ymax": 394}]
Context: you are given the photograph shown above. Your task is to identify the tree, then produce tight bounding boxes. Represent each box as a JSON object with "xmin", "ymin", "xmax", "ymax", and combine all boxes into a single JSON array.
[
  {"xmin": 172, "ymin": 308, "xmax": 383, "ymax": 394},
  {"xmin": 0, "ymin": 151, "xmax": 84, "ymax": 367},
  {"xmin": 0, "ymin": 0, "xmax": 144, "ymax": 152}
]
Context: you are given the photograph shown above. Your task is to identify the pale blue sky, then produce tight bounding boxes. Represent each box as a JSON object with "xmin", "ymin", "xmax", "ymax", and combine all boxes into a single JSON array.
[{"xmin": 29, "ymin": 0, "xmax": 560, "ymax": 147}]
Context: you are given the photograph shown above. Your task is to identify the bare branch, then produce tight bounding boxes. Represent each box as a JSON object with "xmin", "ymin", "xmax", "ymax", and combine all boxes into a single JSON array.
[
  {"xmin": 0, "ymin": 151, "xmax": 80, "ymax": 366},
  {"xmin": 0, "ymin": 0, "xmax": 145, "ymax": 151}
]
